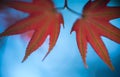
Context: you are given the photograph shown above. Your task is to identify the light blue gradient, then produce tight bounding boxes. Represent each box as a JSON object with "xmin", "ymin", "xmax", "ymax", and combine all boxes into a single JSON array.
[{"xmin": 0, "ymin": 0, "xmax": 120, "ymax": 77}]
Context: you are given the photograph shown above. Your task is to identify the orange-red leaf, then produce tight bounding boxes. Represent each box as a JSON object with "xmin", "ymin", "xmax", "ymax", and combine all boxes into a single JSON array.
[
  {"xmin": 71, "ymin": 0, "xmax": 120, "ymax": 69},
  {"xmin": 0, "ymin": 0, "xmax": 64, "ymax": 62}
]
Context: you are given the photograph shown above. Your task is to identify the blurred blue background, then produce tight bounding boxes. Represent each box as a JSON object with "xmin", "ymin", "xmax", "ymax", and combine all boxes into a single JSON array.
[{"xmin": 0, "ymin": 0, "xmax": 120, "ymax": 77}]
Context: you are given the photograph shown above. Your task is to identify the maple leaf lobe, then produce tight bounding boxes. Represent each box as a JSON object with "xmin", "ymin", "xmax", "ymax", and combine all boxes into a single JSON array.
[
  {"xmin": 71, "ymin": 0, "xmax": 120, "ymax": 70},
  {"xmin": 0, "ymin": 0, "xmax": 64, "ymax": 62}
]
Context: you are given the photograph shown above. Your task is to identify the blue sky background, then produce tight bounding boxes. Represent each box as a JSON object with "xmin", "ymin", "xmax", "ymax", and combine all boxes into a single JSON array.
[{"xmin": 0, "ymin": 0, "xmax": 120, "ymax": 77}]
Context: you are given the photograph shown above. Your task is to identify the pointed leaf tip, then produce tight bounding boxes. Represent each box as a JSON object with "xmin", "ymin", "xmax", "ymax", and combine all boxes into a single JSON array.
[
  {"xmin": 82, "ymin": 57, "xmax": 88, "ymax": 68},
  {"xmin": 21, "ymin": 57, "xmax": 26, "ymax": 63},
  {"xmin": 70, "ymin": 29, "xmax": 74, "ymax": 34},
  {"xmin": 58, "ymin": 13, "xmax": 64, "ymax": 28},
  {"xmin": 110, "ymin": 65, "xmax": 114, "ymax": 70},
  {"xmin": 42, "ymin": 51, "xmax": 50, "ymax": 61},
  {"xmin": 21, "ymin": 52, "xmax": 29, "ymax": 63},
  {"xmin": 70, "ymin": 24, "xmax": 77, "ymax": 34}
]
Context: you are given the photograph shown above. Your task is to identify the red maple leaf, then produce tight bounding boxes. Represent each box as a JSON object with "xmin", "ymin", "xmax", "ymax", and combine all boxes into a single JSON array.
[
  {"xmin": 0, "ymin": 0, "xmax": 64, "ymax": 62},
  {"xmin": 71, "ymin": 0, "xmax": 120, "ymax": 69}
]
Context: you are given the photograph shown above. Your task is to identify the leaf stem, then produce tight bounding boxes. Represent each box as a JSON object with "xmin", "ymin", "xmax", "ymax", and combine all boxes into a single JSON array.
[{"xmin": 56, "ymin": 0, "xmax": 81, "ymax": 16}]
